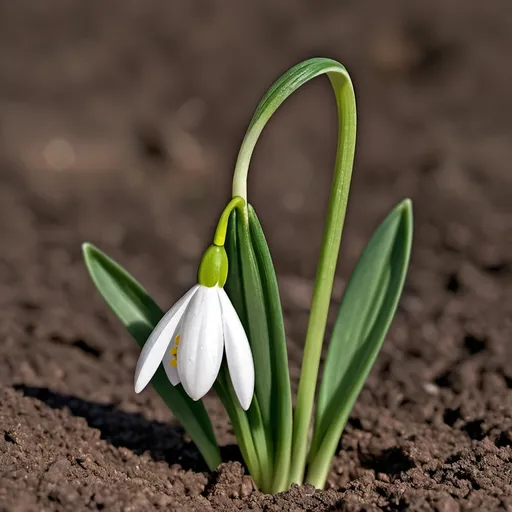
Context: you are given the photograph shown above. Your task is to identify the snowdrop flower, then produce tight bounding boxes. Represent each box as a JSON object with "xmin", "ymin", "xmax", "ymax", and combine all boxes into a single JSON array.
[{"xmin": 134, "ymin": 235, "xmax": 254, "ymax": 410}]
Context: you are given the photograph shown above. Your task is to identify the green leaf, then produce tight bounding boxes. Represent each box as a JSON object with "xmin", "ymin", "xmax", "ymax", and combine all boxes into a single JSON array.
[
  {"xmin": 224, "ymin": 211, "xmax": 248, "ymax": 328},
  {"xmin": 248, "ymin": 206, "xmax": 293, "ymax": 493},
  {"xmin": 82, "ymin": 243, "xmax": 221, "ymax": 471},
  {"xmin": 224, "ymin": 209, "xmax": 274, "ymax": 493},
  {"xmin": 223, "ymin": 206, "xmax": 292, "ymax": 492},
  {"xmin": 236, "ymin": 209, "xmax": 273, "ymax": 428},
  {"xmin": 306, "ymin": 199, "xmax": 413, "ymax": 488}
]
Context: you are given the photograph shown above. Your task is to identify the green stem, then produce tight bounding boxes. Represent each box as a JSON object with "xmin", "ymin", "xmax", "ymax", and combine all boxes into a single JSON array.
[
  {"xmin": 231, "ymin": 58, "xmax": 357, "ymax": 487},
  {"xmin": 213, "ymin": 196, "xmax": 246, "ymax": 246}
]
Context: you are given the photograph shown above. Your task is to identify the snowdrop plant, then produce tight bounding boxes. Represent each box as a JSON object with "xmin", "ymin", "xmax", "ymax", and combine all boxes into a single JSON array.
[{"xmin": 83, "ymin": 57, "xmax": 412, "ymax": 493}]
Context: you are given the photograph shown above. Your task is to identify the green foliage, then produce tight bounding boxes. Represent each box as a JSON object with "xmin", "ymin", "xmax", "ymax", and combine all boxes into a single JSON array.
[
  {"xmin": 81, "ymin": 57, "xmax": 414, "ymax": 493},
  {"xmin": 224, "ymin": 207, "xmax": 292, "ymax": 493},
  {"xmin": 307, "ymin": 199, "xmax": 413, "ymax": 487},
  {"xmin": 82, "ymin": 243, "xmax": 221, "ymax": 471}
]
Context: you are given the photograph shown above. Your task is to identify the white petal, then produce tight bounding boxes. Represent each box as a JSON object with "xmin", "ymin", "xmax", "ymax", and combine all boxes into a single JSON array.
[
  {"xmin": 163, "ymin": 357, "xmax": 180, "ymax": 385},
  {"xmin": 134, "ymin": 285, "xmax": 199, "ymax": 393},
  {"xmin": 218, "ymin": 288, "xmax": 254, "ymax": 410},
  {"xmin": 162, "ymin": 319, "xmax": 183, "ymax": 386},
  {"xmin": 178, "ymin": 286, "xmax": 223, "ymax": 401}
]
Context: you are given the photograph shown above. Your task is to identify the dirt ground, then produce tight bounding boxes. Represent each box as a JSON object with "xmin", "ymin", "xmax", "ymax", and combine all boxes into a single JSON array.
[{"xmin": 1, "ymin": 1, "xmax": 511, "ymax": 511}]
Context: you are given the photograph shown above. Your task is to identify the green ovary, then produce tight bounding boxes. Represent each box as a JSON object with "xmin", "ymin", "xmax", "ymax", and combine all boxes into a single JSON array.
[{"xmin": 198, "ymin": 245, "xmax": 229, "ymax": 287}]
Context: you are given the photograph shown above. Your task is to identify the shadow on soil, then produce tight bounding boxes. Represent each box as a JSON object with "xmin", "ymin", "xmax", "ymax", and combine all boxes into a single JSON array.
[{"xmin": 14, "ymin": 384, "xmax": 213, "ymax": 471}]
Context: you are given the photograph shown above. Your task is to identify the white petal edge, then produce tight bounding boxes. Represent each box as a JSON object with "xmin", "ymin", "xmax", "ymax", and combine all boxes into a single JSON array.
[
  {"xmin": 134, "ymin": 284, "xmax": 199, "ymax": 393},
  {"xmin": 218, "ymin": 288, "xmax": 254, "ymax": 410},
  {"xmin": 178, "ymin": 286, "xmax": 224, "ymax": 401}
]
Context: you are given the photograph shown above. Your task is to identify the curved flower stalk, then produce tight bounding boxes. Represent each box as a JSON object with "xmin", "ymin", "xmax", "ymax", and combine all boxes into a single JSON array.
[{"xmin": 82, "ymin": 57, "xmax": 413, "ymax": 494}]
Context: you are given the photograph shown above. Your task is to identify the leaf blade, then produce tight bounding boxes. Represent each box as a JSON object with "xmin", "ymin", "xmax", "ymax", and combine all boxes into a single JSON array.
[
  {"xmin": 307, "ymin": 199, "xmax": 413, "ymax": 487},
  {"xmin": 82, "ymin": 243, "xmax": 221, "ymax": 470},
  {"xmin": 224, "ymin": 209, "xmax": 274, "ymax": 492},
  {"xmin": 236, "ymin": 210, "xmax": 273, "ymax": 431},
  {"xmin": 248, "ymin": 205, "xmax": 293, "ymax": 493}
]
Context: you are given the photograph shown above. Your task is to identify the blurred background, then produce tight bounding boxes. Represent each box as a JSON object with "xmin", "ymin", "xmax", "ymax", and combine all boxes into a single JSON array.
[{"xmin": 1, "ymin": 1, "xmax": 511, "ymax": 509}]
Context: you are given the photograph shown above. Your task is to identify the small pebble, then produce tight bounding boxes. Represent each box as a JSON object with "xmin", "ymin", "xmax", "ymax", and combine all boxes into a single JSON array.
[{"xmin": 423, "ymin": 382, "xmax": 441, "ymax": 396}]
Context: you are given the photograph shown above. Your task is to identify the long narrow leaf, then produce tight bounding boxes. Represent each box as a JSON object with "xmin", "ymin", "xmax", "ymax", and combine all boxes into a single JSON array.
[
  {"xmin": 218, "ymin": 214, "xmax": 263, "ymax": 487},
  {"xmin": 225, "ymin": 209, "xmax": 274, "ymax": 492},
  {"xmin": 82, "ymin": 243, "xmax": 221, "ymax": 470},
  {"xmin": 224, "ymin": 211, "xmax": 248, "ymax": 328},
  {"xmin": 306, "ymin": 199, "xmax": 413, "ymax": 487},
  {"xmin": 236, "ymin": 210, "xmax": 273, "ymax": 427},
  {"xmin": 248, "ymin": 206, "xmax": 293, "ymax": 493}
]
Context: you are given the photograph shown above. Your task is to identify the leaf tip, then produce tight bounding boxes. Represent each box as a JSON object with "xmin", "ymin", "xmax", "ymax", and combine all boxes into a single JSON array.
[
  {"xmin": 82, "ymin": 242, "xmax": 102, "ymax": 274},
  {"xmin": 398, "ymin": 198, "xmax": 413, "ymax": 232},
  {"xmin": 399, "ymin": 198, "xmax": 412, "ymax": 213},
  {"xmin": 82, "ymin": 241, "xmax": 94, "ymax": 254},
  {"xmin": 82, "ymin": 241, "xmax": 103, "ymax": 259}
]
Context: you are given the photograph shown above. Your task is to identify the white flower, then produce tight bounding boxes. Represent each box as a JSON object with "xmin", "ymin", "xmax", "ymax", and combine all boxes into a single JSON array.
[{"xmin": 134, "ymin": 284, "xmax": 254, "ymax": 410}]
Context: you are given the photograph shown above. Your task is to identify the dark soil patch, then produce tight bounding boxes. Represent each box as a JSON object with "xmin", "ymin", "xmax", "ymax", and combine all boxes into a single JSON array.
[{"xmin": 1, "ymin": 1, "xmax": 511, "ymax": 510}]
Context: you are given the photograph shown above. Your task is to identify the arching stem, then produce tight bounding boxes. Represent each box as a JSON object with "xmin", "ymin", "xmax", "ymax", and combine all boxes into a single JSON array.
[{"xmin": 230, "ymin": 58, "xmax": 357, "ymax": 487}]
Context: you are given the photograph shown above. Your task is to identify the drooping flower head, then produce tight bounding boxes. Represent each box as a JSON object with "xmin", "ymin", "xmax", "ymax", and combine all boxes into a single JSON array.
[{"xmin": 134, "ymin": 198, "xmax": 254, "ymax": 410}]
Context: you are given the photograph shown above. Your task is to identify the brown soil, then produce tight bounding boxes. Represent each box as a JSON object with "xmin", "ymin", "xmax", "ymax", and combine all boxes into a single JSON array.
[{"xmin": 1, "ymin": 1, "xmax": 512, "ymax": 511}]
